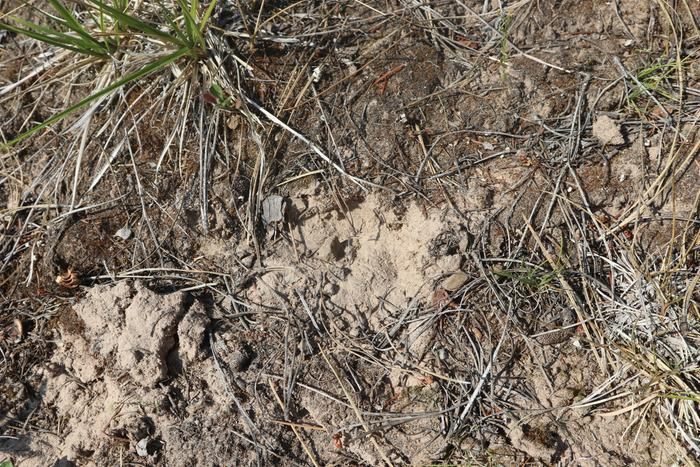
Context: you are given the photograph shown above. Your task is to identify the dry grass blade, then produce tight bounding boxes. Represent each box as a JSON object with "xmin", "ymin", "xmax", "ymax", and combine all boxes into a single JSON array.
[
  {"xmin": 268, "ymin": 380, "xmax": 321, "ymax": 467},
  {"xmin": 319, "ymin": 347, "xmax": 395, "ymax": 467},
  {"xmin": 1, "ymin": 0, "xmax": 699, "ymax": 464}
]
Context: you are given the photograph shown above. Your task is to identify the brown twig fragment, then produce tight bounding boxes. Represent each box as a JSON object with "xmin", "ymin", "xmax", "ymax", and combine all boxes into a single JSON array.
[{"xmin": 373, "ymin": 63, "xmax": 406, "ymax": 94}]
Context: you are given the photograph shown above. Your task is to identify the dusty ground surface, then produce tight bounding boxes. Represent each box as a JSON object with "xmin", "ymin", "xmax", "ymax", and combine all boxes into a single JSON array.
[{"xmin": 1, "ymin": 0, "xmax": 700, "ymax": 465}]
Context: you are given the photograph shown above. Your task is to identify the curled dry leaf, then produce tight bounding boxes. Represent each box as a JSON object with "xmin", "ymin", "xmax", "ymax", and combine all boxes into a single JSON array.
[
  {"xmin": 1, "ymin": 319, "xmax": 23, "ymax": 343},
  {"xmin": 261, "ymin": 195, "xmax": 285, "ymax": 225},
  {"xmin": 431, "ymin": 288, "xmax": 450, "ymax": 309},
  {"xmin": 332, "ymin": 433, "xmax": 344, "ymax": 450},
  {"xmin": 420, "ymin": 374, "xmax": 435, "ymax": 386},
  {"xmin": 55, "ymin": 267, "xmax": 80, "ymax": 289}
]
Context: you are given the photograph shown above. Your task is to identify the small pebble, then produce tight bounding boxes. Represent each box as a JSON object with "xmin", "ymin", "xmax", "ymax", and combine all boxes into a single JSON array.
[
  {"xmin": 442, "ymin": 272, "xmax": 468, "ymax": 291},
  {"xmin": 136, "ymin": 437, "xmax": 150, "ymax": 457},
  {"xmin": 114, "ymin": 226, "xmax": 132, "ymax": 240}
]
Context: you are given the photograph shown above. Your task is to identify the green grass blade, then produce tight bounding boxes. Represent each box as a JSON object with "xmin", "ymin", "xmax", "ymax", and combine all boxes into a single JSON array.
[
  {"xmin": 110, "ymin": 0, "xmax": 128, "ymax": 43},
  {"xmin": 177, "ymin": 0, "xmax": 204, "ymax": 49},
  {"xmin": 47, "ymin": 0, "xmax": 107, "ymax": 53},
  {"xmin": 81, "ymin": 0, "xmax": 188, "ymax": 48},
  {"xmin": 2, "ymin": 48, "xmax": 190, "ymax": 149},
  {"xmin": 5, "ymin": 15, "xmax": 96, "ymax": 47},
  {"xmin": 199, "ymin": 0, "xmax": 218, "ymax": 32},
  {"xmin": 0, "ymin": 20, "xmax": 105, "ymax": 56},
  {"xmin": 151, "ymin": 2, "xmax": 189, "ymax": 45}
]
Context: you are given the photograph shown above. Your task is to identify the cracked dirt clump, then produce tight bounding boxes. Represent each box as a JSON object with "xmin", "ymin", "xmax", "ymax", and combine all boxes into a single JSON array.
[
  {"xmin": 592, "ymin": 115, "xmax": 625, "ymax": 146},
  {"xmin": 72, "ymin": 281, "xmax": 190, "ymax": 386},
  {"xmin": 16, "ymin": 282, "xmax": 225, "ymax": 465}
]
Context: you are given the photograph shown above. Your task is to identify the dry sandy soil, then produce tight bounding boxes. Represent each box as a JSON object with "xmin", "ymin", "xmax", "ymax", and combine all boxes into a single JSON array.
[{"xmin": 1, "ymin": 0, "xmax": 700, "ymax": 466}]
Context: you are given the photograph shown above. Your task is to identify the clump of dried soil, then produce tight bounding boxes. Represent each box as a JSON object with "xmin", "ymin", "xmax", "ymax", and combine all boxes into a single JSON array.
[
  {"xmin": 2, "ymin": 0, "xmax": 700, "ymax": 465},
  {"xmin": 11, "ymin": 282, "xmax": 238, "ymax": 465},
  {"xmin": 3, "ymin": 192, "xmax": 678, "ymax": 466}
]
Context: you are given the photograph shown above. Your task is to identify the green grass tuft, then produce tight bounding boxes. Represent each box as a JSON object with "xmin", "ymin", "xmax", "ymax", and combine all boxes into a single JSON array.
[{"xmin": 0, "ymin": 0, "xmax": 218, "ymax": 148}]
